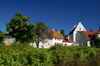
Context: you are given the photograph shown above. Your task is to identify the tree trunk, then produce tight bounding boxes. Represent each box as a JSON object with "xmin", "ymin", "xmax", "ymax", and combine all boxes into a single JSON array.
[{"xmin": 36, "ymin": 42, "xmax": 39, "ymax": 48}]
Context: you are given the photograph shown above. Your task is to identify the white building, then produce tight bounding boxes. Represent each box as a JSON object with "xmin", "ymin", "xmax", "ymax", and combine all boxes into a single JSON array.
[
  {"xmin": 30, "ymin": 29, "xmax": 74, "ymax": 48},
  {"xmin": 63, "ymin": 38, "xmax": 74, "ymax": 46},
  {"xmin": 68, "ymin": 22, "xmax": 86, "ymax": 42},
  {"xmin": 30, "ymin": 29, "xmax": 64, "ymax": 48}
]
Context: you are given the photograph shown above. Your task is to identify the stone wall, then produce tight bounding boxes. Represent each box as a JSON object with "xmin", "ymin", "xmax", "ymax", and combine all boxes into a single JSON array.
[{"xmin": 2, "ymin": 38, "xmax": 15, "ymax": 45}]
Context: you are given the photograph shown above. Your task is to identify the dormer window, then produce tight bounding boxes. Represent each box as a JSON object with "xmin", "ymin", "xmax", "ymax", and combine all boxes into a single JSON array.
[{"xmin": 80, "ymin": 28, "xmax": 81, "ymax": 30}]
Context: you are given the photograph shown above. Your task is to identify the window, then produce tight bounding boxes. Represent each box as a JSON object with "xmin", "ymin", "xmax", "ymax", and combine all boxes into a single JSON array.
[
  {"xmin": 55, "ymin": 38, "xmax": 56, "ymax": 40},
  {"xmin": 82, "ymin": 37, "xmax": 83, "ymax": 40},
  {"xmin": 80, "ymin": 28, "xmax": 81, "ymax": 30}
]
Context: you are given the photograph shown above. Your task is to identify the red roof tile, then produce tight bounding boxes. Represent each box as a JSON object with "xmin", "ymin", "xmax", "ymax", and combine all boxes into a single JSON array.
[
  {"xmin": 77, "ymin": 31, "xmax": 82, "ymax": 35},
  {"xmin": 47, "ymin": 29, "xmax": 64, "ymax": 39},
  {"xmin": 83, "ymin": 31, "xmax": 100, "ymax": 40},
  {"xmin": 63, "ymin": 38, "xmax": 74, "ymax": 42}
]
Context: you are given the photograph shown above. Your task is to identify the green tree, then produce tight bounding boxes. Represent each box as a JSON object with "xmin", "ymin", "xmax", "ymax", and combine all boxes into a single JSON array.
[
  {"xmin": 34, "ymin": 21, "xmax": 53, "ymax": 48},
  {"xmin": 60, "ymin": 29, "xmax": 65, "ymax": 36},
  {"xmin": 94, "ymin": 37, "xmax": 100, "ymax": 47},
  {"xmin": 0, "ymin": 30, "xmax": 5, "ymax": 43},
  {"xmin": 6, "ymin": 12, "xmax": 36, "ymax": 43},
  {"xmin": 4, "ymin": 33, "xmax": 9, "ymax": 38}
]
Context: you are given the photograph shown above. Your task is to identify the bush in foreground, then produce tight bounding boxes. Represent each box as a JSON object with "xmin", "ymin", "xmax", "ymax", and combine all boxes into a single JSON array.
[
  {"xmin": 0, "ymin": 43, "xmax": 100, "ymax": 66},
  {"xmin": 0, "ymin": 42, "xmax": 53, "ymax": 66},
  {"xmin": 48, "ymin": 44, "xmax": 97, "ymax": 66}
]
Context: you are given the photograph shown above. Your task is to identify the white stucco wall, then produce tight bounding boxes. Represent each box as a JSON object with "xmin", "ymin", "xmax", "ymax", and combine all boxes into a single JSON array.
[
  {"xmin": 30, "ymin": 39, "xmax": 54, "ymax": 48},
  {"xmin": 87, "ymin": 41, "xmax": 91, "ymax": 46},
  {"xmin": 95, "ymin": 34, "xmax": 100, "ymax": 38},
  {"xmin": 79, "ymin": 32, "xmax": 87, "ymax": 46},
  {"xmin": 76, "ymin": 32, "xmax": 79, "ymax": 42},
  {"xmin": 3, "ymin": 38, "xmax": 15, "ymax": 45},
  {"xmin": 53, "ymin": 38, "xmax": 63, "ymax": 45},
  {"xmin": 30, "ymin": 38, "xmax": 63, "ymax": 48},
  {"xmin": 63, "ymin": 42, "xmax": 74, "ymax": 46}
]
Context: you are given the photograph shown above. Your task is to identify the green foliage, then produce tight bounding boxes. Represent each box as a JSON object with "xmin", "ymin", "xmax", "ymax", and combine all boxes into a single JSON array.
[
  {"xmin": 0, "ymin": 42, "xmax": 53, "ymax": 66},
  {"xmin": 48, "ymin": 44, "xmax": 97, "ymax": 66},
  {"xmin": 0, "ymin": 30, "xmax": 5, "ymax": 43},
  {"xmin": 94, "ymin": 37, "xmax": 100, "ymax": 47},
  {"xmin": 60, "ymin": 29, "xmax": 65, "ymax": 35},
  {"xmin": 6, "ymin": 12, "xmax": 36, "ymax": 43},
  {"xmin": 55, "ymin": 29, "xmax": 57, "ymax": 31},
  {"xmin": 0, "ymin": 42, "xmax": 100, "ymax": 66},
  {"xmin": 4, "ymin": 33, "xmax": 9, "ymax": 38},
  {"xmin": 57, "ymin": 31, "xmax": 64, "ymax": 38}
]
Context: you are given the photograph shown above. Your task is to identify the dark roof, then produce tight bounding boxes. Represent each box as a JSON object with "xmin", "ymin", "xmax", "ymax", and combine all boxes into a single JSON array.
[{"xmin": 68, "ymin": 25, "xmax": 77, "ymax": 35}]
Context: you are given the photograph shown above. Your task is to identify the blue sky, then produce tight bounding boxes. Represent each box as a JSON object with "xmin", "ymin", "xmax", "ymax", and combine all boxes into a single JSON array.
[{"xmin": 0, "ymin": 0, "xmax": 100, "ymax": 35}]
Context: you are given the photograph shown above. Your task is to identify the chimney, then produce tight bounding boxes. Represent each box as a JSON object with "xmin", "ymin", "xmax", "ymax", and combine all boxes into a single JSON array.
[
  {"xmin": 51, "ymin": 29, "xmax": 54, "ymax": 31},
  {"xmin": 90, "ymin": 29, "xmax": 92, "ymax": 32}
]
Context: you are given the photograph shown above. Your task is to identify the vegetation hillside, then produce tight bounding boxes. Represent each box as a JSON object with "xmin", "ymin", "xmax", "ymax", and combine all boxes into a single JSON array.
[{"xmin": 0, "ymin": 42, "xmax": 100, "ymax": 66}]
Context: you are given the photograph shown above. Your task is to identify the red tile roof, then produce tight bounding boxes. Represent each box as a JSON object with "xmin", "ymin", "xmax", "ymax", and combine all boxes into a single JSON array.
[
  {"xmin": 47, "ymin": 29, "xmax": 64, "ymax": 39},
  {"xmin": 83, "ymin": 31, "xmax": 100, "ymax": 40},
  {"xmin": 77, "ymin": 31, "xmax": 82, "ymax": 35},
  {"xmin": 63, "ymin": 38, "xmax": 74, "ymax": 42}
]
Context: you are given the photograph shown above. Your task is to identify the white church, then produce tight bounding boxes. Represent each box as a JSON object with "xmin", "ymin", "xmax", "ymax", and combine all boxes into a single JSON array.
[{"xmin": 68, "ymin": 22, "xmax": 86, "ymax": 43}]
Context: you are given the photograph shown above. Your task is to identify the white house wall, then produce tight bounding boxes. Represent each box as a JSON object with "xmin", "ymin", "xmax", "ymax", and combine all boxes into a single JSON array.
[
  {"xmin": 76, "ymin": 32, "xmax": 79, "ymax": 42},
  {"xmin": 30, "ymin": 38, "xmax": 63, "ymax": 48},
  {"xmin": 79, "ymin": 32, "xmax": 87, "ymax": 46},
  {"xmin": 87, "ymin": 41, "xmax": 91, "ymax": 46},
  {"xmin": 3, "ymin": 38, "xmax": 15, "ymax": 45},
  {"xmin": 63, "ymin": 42, "xmax": 74, "ymax": 46},
  {"xmin": 53, "ymin": 38, "xmax": 63, "ymax": 45},
  {"xmin": 30, "ymin": 39, "xmax": 53, "ymax": 48}
]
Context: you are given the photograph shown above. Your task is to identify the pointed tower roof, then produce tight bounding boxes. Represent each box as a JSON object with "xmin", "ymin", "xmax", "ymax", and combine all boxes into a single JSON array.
[{"xmin": 68, "ymin": 22, "xmax": 86, "ymax": 35}]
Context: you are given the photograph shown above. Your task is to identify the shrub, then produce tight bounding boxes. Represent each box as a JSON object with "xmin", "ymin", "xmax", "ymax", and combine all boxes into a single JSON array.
[
  {"xmin": 0, "ymin": 42, "xmax": 99, "ymax": 66},
  {"xmin": 0, "ymin": 42, "xmax": 53, "ymax": 66}
]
